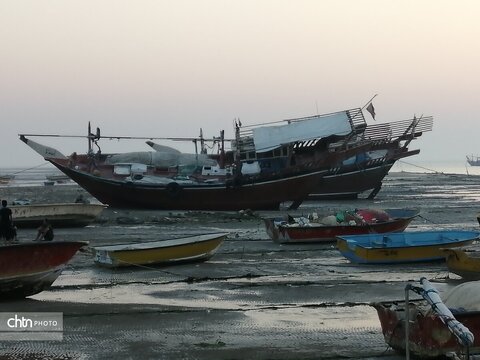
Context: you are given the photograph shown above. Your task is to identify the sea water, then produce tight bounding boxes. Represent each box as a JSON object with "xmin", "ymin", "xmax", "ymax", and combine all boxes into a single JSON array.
[
  {"xmin": 392, "ymin": 159, "xmax": 480, "ymax": 176},
  {"xmin": 0, "ymin": 164, "xmax": 70, "ymax": 187}
]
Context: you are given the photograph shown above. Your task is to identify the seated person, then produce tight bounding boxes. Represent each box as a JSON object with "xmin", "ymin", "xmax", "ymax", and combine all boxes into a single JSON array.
[{"xmin": 35, "ymin": 219, "xmax": 54, "ymax": 241}]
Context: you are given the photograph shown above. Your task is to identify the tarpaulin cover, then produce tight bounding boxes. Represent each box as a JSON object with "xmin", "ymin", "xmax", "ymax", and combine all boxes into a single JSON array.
[{"xmin": 252, "ymin": 111, "xmax": 352, "ymax": 152}]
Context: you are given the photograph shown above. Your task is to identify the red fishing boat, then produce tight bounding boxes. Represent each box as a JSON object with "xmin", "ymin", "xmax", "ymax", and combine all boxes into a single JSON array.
[
  {"xmin": 264, "ymin": 208, "xmax": 419, "ymax": 244},
  {"xmin": 373, "ymin": 278, "xmax": 480, "ymax": 359},
  {"xmin": 19, "ymin": 108, "xmax": 372, "ymax": 210},
  {"xmin": 19, "ymin": 106, "xmax": 432, "ymax": 209},
  {"xmin": 0, "ymin": 241, "xmax": 87, "ymax": 299}
]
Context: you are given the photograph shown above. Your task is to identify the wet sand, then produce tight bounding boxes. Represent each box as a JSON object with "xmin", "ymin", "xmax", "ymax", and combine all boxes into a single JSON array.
[{"xmin": 1, "ymin": 171, "xmax": 480, "ymax": 359}]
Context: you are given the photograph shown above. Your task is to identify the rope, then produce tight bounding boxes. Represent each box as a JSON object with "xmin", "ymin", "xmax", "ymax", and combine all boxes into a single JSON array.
[
  {"xmin": 417, "ymin": 214, "xmax": 440, "ymax": 225},
  {"xmin": 2, "ymin": 162, "xmax": 51, "ymax": 177},
  {"xmin": 397, "ymin": 159, "xmax": 443, "ymax": 174},
  {"xmin": 115, "ymin": 259, "xmax": 185, "ymax": 277}
]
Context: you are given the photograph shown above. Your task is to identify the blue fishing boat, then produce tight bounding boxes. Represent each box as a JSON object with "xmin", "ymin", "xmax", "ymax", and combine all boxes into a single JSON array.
[{"xmin": 336, "ymin": 230, "xmax": 480, "ymax": 264}]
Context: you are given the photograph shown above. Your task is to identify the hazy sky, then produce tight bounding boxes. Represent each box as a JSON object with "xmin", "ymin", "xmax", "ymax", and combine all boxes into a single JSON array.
[{"xmin": 1, "ymin": 0, "xmax": 479, "ymax": 168}]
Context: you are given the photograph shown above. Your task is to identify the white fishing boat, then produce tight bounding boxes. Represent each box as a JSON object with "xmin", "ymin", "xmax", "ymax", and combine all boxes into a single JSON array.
[{"xmin": 11, "ymin": 202, "xmax": 106, "ymax": 228}]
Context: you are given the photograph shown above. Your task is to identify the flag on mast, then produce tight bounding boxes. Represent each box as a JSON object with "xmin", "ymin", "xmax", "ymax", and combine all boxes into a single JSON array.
[{"xmin": 366, "ymin": 102, "xmax": 376, "ymax": 120}]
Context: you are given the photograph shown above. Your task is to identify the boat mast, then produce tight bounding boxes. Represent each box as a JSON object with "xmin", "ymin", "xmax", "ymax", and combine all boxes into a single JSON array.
[
  {"xmin": 88, "ymin": 122, "xmax": 92, "ymax": 154},
  {"xmin": 219, "ymin": 130, "xmax": 225, "ymax": 168},
  {"xmin": 200, "ymin": 128, "xmax": 207, "ymax": 154}
]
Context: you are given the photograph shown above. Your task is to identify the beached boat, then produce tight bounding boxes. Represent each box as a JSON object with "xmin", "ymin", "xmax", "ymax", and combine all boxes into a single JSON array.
[
  {"xmin": 11, "ymin": 203, "xmax": 106, "ymax": 228},
  {"xmin": 20, "ymin": 107, "xmax": 432, "ymax": 208},
  {"xmin": 19, "ymin": 109, "xmax": 371, "ymax": 210},
  {"xmin": 373, "ymin": 278, "xmax": 480, "ymax": 358},
  {"xmin": 443, "ymin": 247, "xmax": 480, "ymax": 280},
  {"xmin": 0, "ymin": 241, "xmax": 87, "ymax": 299},
  {"xmin": 336, "ymin": 230, "xmax": 479, "ymax": 264},
  {"xmin": 92, "ymin": 232, "xmax": 228, "ymax": 267},
  {"xmin": 264, "ymin": 208, "xmax": 419, "ymax": 244}
]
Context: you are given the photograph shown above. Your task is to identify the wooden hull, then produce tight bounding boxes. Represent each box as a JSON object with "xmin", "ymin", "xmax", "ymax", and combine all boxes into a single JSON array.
[
  {"xmin": 443, "ymin": 248, "xmax": 480, "ymax": 280},
  {"xmin": 11, "ymin": 203, "xmax": 106, "ymax": 228},
  {"xmin": 373, "ymin": 301, "xmax": 480, "ymax": 358},
  {"xmin": 308, "ymin": 161, "xmax": 394, "ymax": 200},
  {"xmin": 264, "ymin": 209, "xmax": 418, "ymax": 244},
  {"xmin": 336, "ymin": 231, "xmax": 479, "ymax": 264},
  {"xmin": 93, "ymin": 233, "xmax": 228, "ymax": 267},
  {"xmin": 49, "ymin": 159, "xmax": 327, "ymax": 211},
  {"xmin": 308, "ymin": 147, "xmax": 420, "ymax": 200},
  {"xmin": 0, "ymin": 241, "xmax": 87, "ymax": 299}
]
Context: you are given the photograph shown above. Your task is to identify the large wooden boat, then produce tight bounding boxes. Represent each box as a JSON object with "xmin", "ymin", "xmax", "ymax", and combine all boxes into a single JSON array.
[
  {"xmin": 92, "ymin": 232, "xmax": 228, "ymax": 268},
  {"xmin": 149, "ymin": 114, "xmax": 433, "ymax": 200},
  {"xmin": 336, "ymin": 230, "xmax": 479, "ymax": 264},
  {"xmin": 373, "ymin": 278, "xmax": 480, "ymax": 358},
  {"xmin": 19, "ymin": 108, "xmax": 369, "ymax": 210},
  {"xmin": 20, "ymin": 107, "xmax": 432, "ymax": 209},
  {"xmin": 264, "ymin": 208, "xmax": 419, "ymax": 244},
  {"xmin": 11, "ymin": 202, "xmax": 106, "ymax": 228},
  {"xmin": 443, "ymin": 247, "xmax": 480, "ymax": 280},
  {"xmin": 0, "ymin": 241, "xmax": 87, "ymax": 299}
]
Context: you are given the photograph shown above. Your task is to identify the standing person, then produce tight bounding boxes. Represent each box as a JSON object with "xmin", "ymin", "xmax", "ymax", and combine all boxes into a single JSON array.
[
  {"xmin": 35, "ymin": 219, "xmax": 54, "ymax": 241},
  {"xmin": 0, "ymin": 200, "xmax": 14, "ymax": 242}
]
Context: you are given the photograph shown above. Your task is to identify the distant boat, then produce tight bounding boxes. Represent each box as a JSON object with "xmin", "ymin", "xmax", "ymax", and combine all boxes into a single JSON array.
[
  {"xmin": 263, "ymin": 208, "xmax": 419, "ymax": 244},
  {"xmin": 443, "ymin": 247, "xmax": 480, "ymax": 280},
  {"xmin": 92, "ymin": 232, "xmax": 228, "ymax": 268},
  {"xmin": 45, "ymin": 173, "xmax": 71, "ymax": 183},
  {"xmin": 467, "ymin": 155, "xmax": 480, "ymax": 166},
  {"xmin": 336, "ymin": 230, "xmax": 479, "ymax": 264},
  {"xmin": 0, "ymin": 174, "xmax": 14, "ymax": 185},
  {"xmin": 0, "ymin": 241, "xmax": 87, "ymax": 299},
  {"xmin": 11, "ymin": 203, "xmax": 106, "ymax": 228}
]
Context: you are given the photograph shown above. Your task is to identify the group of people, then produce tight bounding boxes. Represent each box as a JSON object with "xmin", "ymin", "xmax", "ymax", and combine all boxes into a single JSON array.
[{"xmin": 0, "ymin": 200, "xmax": 54, "ymax": 243}]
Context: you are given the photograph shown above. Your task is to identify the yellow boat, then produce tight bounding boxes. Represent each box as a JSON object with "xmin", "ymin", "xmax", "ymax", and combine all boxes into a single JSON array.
[
  {"xmin": 92, "ymin": 232, "xmax": 228, "ymax": 267},
  {"xmin": 443, "ymin": 247, "xmax": 480, "ymax": 280}
]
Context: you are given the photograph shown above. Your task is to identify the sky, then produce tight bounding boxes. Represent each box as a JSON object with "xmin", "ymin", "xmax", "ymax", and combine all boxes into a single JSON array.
[{"xmin": 1, "ymin": 0, "xmax": 479, "ymax": 169}]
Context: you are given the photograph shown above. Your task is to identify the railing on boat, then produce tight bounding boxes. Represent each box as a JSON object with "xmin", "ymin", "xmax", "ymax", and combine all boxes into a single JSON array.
[{"xmin": 362, "ymin": 116, "xmax": 433, "ymax": 141}]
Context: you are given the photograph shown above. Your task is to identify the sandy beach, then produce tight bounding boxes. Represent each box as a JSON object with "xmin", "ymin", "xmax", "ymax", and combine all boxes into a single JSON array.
[{"xmin": 1, "ymin": 171, "xmax": 480, "ymax": 359}]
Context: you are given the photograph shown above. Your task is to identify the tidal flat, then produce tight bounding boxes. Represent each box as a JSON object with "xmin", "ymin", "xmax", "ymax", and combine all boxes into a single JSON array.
[{"xmin": 1, "ymin": 171, "xmax": 479, "ymax": 359}]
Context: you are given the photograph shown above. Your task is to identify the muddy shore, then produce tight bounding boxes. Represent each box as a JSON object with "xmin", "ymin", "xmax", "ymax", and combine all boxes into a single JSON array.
[{"xmin": 1, "ymin": 171, "xmax": 480, "ymax": 359}]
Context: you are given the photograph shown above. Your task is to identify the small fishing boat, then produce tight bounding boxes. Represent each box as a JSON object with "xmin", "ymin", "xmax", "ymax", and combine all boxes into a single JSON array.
[
  {"xmin": 373, "ymin": 278, "xmax": 480, "ymax": 359},
  {"xmin": 0, "ymin": 241, "xmax": 87, "ymax": 299},
  {"xmin": 11, "ymin": 202, "xmax": 106, "ymax": 228},
  {"xmin": 443, "ymin": 247, "xmax": 480, "ymax": 280},
  {"xmin": 264, "ymin": 208, "xmax": 419, "ymax": 244},
  {"xmin": 336, "ymin": 230, "xmax": 479, "ymax": 264},
  {"xmin": 92, "ymin": 232, "xmax": 228, "ymax": 267}
]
